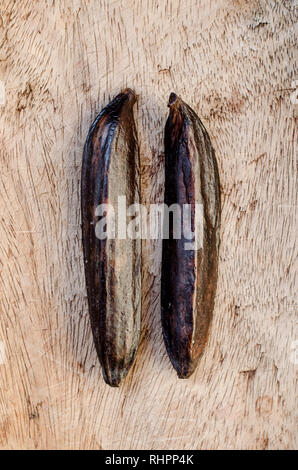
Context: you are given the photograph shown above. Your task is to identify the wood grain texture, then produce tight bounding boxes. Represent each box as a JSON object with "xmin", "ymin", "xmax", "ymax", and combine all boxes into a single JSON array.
[{"xmin": 0, "ymin": 0, "xmax": 297, "ymax": 450}]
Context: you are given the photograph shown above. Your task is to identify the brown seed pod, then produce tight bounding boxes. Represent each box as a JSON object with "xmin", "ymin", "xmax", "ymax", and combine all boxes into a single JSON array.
[
  {"xmin": 81, "ymin": 89, "xmax": 141, "ymax": 387},
  {"xmin": 161, "ymin": 93, "xmax": 221, "ymax": 379}
]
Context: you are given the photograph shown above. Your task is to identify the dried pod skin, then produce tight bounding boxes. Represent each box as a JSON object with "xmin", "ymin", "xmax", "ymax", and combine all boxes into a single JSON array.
[
  {"xmin": 161, "ymin": 93, "xmax": 221, "ymax": 379},
  {"xmin": 81, "ymin": 89, "xmax": 141, "ymax": 387}
]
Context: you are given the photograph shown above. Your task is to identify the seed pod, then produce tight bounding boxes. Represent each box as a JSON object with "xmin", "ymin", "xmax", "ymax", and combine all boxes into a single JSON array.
[
  {"xmin": 161, "ymin": 93, "xmax": 221, "ymax": 379},
  {"xmin": 81, "ymin": 89, "xmax": 141, "ymax": 387}
]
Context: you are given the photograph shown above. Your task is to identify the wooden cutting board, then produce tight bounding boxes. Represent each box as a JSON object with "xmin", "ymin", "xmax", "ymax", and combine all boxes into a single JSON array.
[{"xmin": 0, "ymin": 0, "xmax": 296, "ymax": 449}]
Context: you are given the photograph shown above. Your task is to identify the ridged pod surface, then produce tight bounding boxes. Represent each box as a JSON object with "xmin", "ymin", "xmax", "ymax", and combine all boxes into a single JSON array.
[
  {"xmin": 81, "ymin": 89, "xmax": 141, "ymax": 387},
  {"xmin": 161, "ymin": 93, "xmax": 221, "ymax": 379}
]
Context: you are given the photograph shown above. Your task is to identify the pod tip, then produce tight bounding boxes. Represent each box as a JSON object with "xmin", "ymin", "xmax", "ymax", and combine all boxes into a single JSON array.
[
  {"xmin": 175, "ymin": 360, "xmax": 196, "ymax": 379},
  {"xmin": 168, "ymin": 92, "xmax": 180, "ymax": 107},
  {"xmin": 177, "ymin": 370, "xmax": 194, "ymax": 379},
  {"xmin": 103, "ymin": 374, "xmax": 122, "ymax": 388},
  {"xmin": 122, "ymin": 88, "xmax": 137, "ymax": 103}
]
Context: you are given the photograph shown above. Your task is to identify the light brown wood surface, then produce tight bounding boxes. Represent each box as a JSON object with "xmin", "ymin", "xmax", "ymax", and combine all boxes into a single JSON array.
[{"xmin": 0, "ymin": 0, "xmax": 297, "ymax": 450}]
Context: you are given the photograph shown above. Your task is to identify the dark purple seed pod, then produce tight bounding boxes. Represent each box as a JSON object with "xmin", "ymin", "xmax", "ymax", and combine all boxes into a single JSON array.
[
  {"xmin": 161, "ymin": 93, "xmax": 221, "ymax": 378},
  {"xmin": 81, "ymin": 89, "xmax": 141, "ymax": 387}
]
